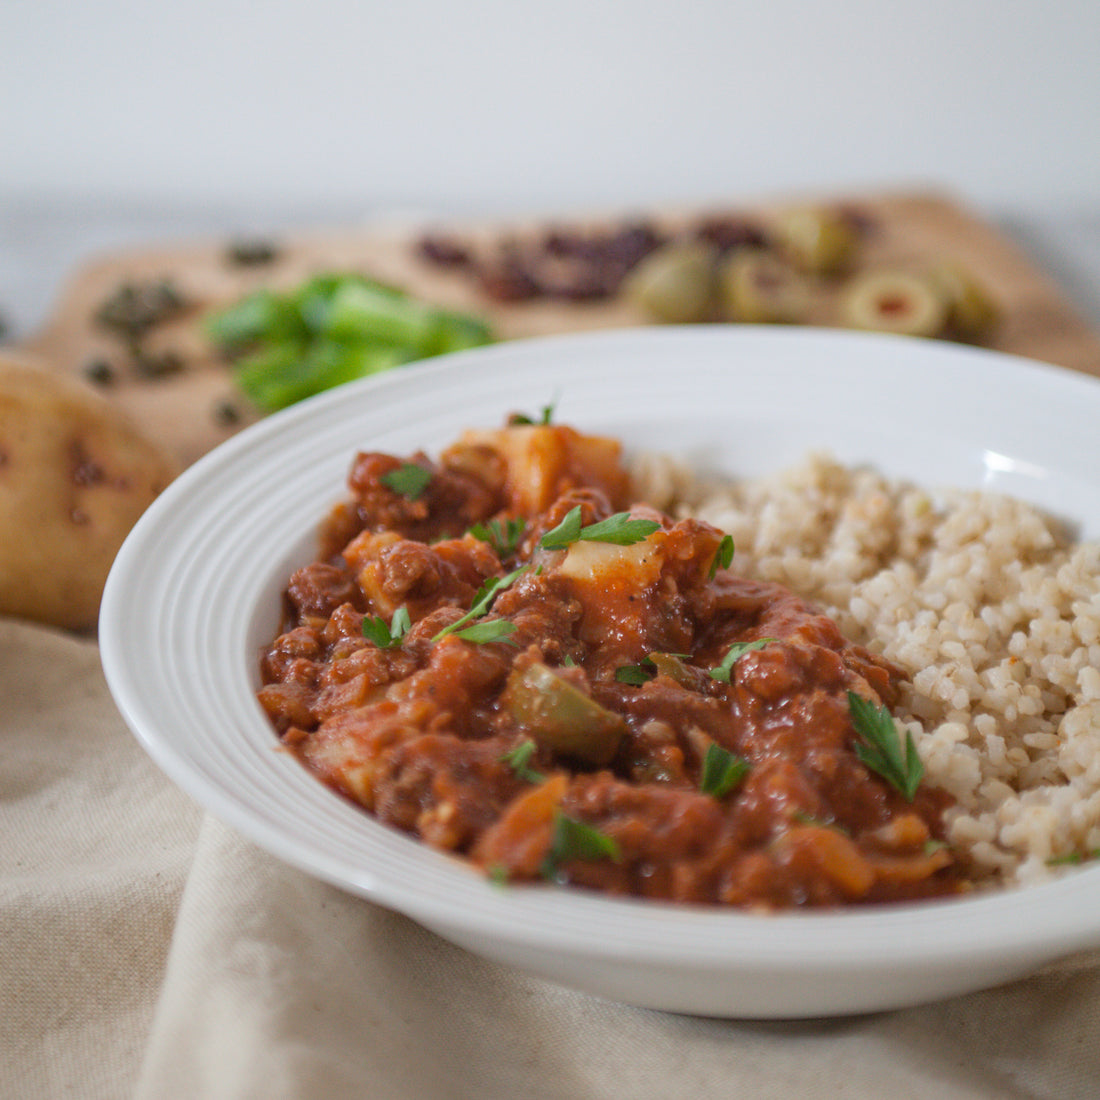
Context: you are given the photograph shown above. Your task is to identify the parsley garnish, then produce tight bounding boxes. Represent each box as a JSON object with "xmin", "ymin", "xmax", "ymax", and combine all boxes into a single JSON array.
[
  {"xmin": 708, "ymin": 534, "xmax": 735, "ymax": 579},
  {"xmin": 381, "ymin": 462, "xmax": 431, "ymax": 500},
  {"xmin": 468, "ymin": 516, "xmax": 526, "ymax": 556},
  {"xmin": 581, "ymin": 513, "xmax": 662, "ymax": 545},
  {"xmin": 847, "ymin": 691, "xmax": 924, "ymax": 802},
  {"xmin": 500, "ymin": 739, "xmax": 545, "ymax": 783},
  {"xmin": 449, "ymin": 619, "xmax": 518, "ymax": 645},
  {"xmin": 1046, "ymin": 849, "xmax": 1100, "ymax": 866},
  {"xmin": 431, "ymin": 564, "xmax": 529, "ymax": 642},
  {"xmin": 509, "ymin": 399, "xmax": 557, "ymax": 426},
  {"xmin": 538, "ymin": 507, "xmax": 583, "ymax": 548},
  {"xmin": 699, "ymin": 743, "xmax": 751, "ymax": 798},
  {"xmin": 539, "ymin": 506, "xmax": 660, "ymax": 551},
  {"xmin": 708, "ymin": 637, "xmax": 777, "ymax": 682},
  {"xmin": 540, "ymin": 811, "xmax": 621, "ymax": 879},
  {"xmin": 614, "ymin": 661, "xmax": 656, "ymax": 685},
  {"xmin": 361, "ymin": 606, "xmax": 410, "ymax": 648}
]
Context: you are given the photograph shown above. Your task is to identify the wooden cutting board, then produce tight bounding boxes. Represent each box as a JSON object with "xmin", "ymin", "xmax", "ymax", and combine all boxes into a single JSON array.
[{"xmin": 20, "ymin": 190, "xmax": 1100, "ymax": 470}]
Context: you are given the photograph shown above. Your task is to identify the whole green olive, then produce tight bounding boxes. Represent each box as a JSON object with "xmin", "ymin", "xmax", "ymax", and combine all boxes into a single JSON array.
[
  {"xmin": 774, "ymin": 206, "xmax": 860, "ymax": 276},
  {"xmin": 718, "ymin": 250, "xmax": 811, "ymax": 325},
  {"xmin": 929, "ymin": 263, "xmax": 999, "ymax": 342},
  {"xmin": 621, "ymin": 241, "xmax": 718, "ymax": 323}
]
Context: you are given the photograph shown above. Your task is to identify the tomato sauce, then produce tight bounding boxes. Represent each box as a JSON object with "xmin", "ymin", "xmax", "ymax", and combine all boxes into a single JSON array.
[{"xmin": 258, "ymin": 422, "xmax": 966, "ymax": 909}]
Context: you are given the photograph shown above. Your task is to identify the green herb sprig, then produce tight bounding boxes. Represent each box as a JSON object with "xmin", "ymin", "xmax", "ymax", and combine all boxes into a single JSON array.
[
  {"xmin": 500, "ymin": 739, "xmax": 545, "ymax": 784},
  {"xmin": 448, "ymin": 619, "xmax": 518, "ymax": 645},
  {"xmin": 468, "ymin": 517, "xmax": 526, "ymax": 557},
  {"xmin": 381, "ymin": 463, "xmax": 432, "ymax": 500},
  {"xmin": 708, "ymin": 534, "xmax": 735, "ymax": 579},
  {"xmin": 708, "ymin": 637, "xmax": 777, "ymax": 683},
  {"xmin": 540, "ymin": 810, "xmax": 621, "ymax": 880},
  {"xmin": 431, "ymin": 564, "xmax": 529, "ymax": 642},
  {"xmin": 361, "ymin": 606, "xmax": 410, "ymax": 648},
  {"xmin": 847, "ymin": 691, "xmax": 924, "ymax": 801},
  {"xmin": 487, "ymin": 864, "xmax": 511, "ymax": 886},
  {"xmin": 509, "ymin": 399, "xmax": 557, "ymax": 426},
  {"xmin": 614, "ymin": 662, "xmax": 656, "ymax": 686},
  {"xmin": 699, "ymin": 743, "xmax": 751, "ymax": 798},
  {"xmin": 1046, "ymin": 850, "xmax": 1100, "ymax": 867},
  {"xmin": 540, "ymin": 506, "xmax": 660, "ymax": 551}
]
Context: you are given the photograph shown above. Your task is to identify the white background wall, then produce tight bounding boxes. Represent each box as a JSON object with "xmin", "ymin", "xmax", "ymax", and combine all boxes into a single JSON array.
[{"xmin": 2, "ymin": 0, "xmax": 1098, "ymax": 220}]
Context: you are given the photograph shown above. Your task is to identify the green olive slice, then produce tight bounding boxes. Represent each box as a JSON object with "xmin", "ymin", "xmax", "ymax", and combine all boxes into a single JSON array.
[{"xmin": 839, "ymin": 269, "xmax": 949, "ymax": 337}]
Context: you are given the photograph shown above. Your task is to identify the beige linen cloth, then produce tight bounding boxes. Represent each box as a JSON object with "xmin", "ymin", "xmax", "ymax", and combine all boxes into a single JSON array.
[{"xmin": 6, "ymin": 616, "xmax": 1100, "ymax": 1100}]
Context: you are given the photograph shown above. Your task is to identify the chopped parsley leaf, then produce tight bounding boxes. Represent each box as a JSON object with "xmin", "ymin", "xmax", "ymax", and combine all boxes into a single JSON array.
[
  {"xmin": 449, "ymin": 619, "xmax": 518, "ymax": 645},
  {"xmin": 468, "ymin": 516, "xmax": 526, "ymax": 556},
  {"xmin": 540, "ymin": 506, "xmax": 660, "ymax": 551},
  {"xmin": 361, "ymin": 606, "xmax": 410, "ymax": 648},
  {"xmin": 614, "ymin": 662, "xmax": 656, "ymax": 686},
  {"xmin": 381, "ymin": 463, "xmax": 431, "ymax": 500},
  {"xmin": 699, "ymin": 743, "xmax": 751, "ymax": 798},
  {"xmin": 431, "ymin": 564, "xmax": 529, "ymax": 642},
  {"xmin": 500, "ymin": 739, "xmax": 545, "ymax": 783},
  {"xmin": 847, "ymin": 691, "xmax": 924, "ymax": 801},
  {"xmin": 708, "ymin": 534, "xmax": 735, "ymax": 579},
  {"xmin": 540, "ymin": 811, "xmax": 621, "ymax": 880},
  {"xmin": 708, "ymin": 637, "xmax": 776, "ymax": 682}
]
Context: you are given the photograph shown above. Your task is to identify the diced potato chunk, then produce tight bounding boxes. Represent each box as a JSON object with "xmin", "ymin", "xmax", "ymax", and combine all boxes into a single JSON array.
[
  {"xmin": 558, "ymin": 531, "xmax": 665, "ymax": 587},
  {"xmin": 454, "ymin": 424, "xmax": 630, "ymax": 513}
]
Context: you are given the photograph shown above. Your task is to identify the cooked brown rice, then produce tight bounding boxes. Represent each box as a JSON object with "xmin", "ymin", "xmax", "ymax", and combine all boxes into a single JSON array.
[{"xmin": 630, "ymin": 450, "xmax": 1100, "ymax": 890}]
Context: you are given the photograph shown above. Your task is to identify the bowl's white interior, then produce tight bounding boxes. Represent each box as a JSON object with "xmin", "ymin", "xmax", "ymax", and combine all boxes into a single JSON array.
[{"xmin": 100, "ymin": 327, "xmax": 1100, "ymax": 1016}]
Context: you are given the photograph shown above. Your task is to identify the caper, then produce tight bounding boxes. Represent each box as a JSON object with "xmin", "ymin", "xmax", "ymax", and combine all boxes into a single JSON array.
[
  {"xmin": 132, "ymin": 348, "xmax": 185, "ymax": 379},
  {"xmin": 93, "ymin": 278, "xmax": 187, "ymax": 339},
  {"xmin": 225, "ymin": 238, "xmax": 281, "ymax": 267},
  {"xmin": 718, "ymin": 250, "xmax": 811, "ymax": 324},
  {"xmin": 212, "ymin": 398, "xmax": 242, "ymax": 426},
  {"xmin": 82, "ymin": 358, "xmax": 115, "ymax": 386},
  {"xmin": 621, "ymin": 241, "xmax": 718, "ymax": 323},
  {"xmin": 839, "ymin": 269, "xmax": 949, "ymax": 338}
]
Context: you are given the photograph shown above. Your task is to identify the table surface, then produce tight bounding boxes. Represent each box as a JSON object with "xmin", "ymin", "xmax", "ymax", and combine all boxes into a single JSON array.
[
  {"xmin": 3, "ymin": 199, "xmax": 1100, "ymax": 348},
  {"xmin": 6, "ymin": 195, "xmax": 1100, "ymax": 1100}
]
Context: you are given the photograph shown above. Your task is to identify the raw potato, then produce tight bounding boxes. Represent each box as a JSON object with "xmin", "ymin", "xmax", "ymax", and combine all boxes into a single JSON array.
[{"xmin": 0, "ymin": 355, "xmax": 178, "ymax": 631}]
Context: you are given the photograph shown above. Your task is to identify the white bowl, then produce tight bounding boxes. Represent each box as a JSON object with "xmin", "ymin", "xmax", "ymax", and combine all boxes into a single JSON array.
[{"xmin": 100, "ymin": 326, "xmax": 1100, "ymax": 1018}]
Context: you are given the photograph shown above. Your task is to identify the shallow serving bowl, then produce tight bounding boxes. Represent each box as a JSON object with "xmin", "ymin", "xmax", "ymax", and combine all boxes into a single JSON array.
[{"xmin": 100, "ymin": 326, "xmax": 1100, "ymax": 1018}]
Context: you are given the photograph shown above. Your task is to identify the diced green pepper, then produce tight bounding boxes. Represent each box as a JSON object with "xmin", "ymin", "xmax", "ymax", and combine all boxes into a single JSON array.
[
  {"xmin": 206, "ymin": 270, "xmax": 496, "ymax": 411},
  {"xmin": 205, "ymin": 288, "xmax": 303, "ymax": 350},
  {"xmin": 427, "ymin": 310, "xmax": 494, "ymax": 354},
  {"xmin": 645, "ymin": 652, "xmax": 695, "ymax": 686},
  {"xmin": 323, "ymin": 279, "xmax": 437, "ymax": 346},
  {"xmin": 500, "ymin": 660, "xmax": 626, "ymax": 767},
  {"xmin": 236, "ymin": 339, "xmax": 415, "ymax": 411}
]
